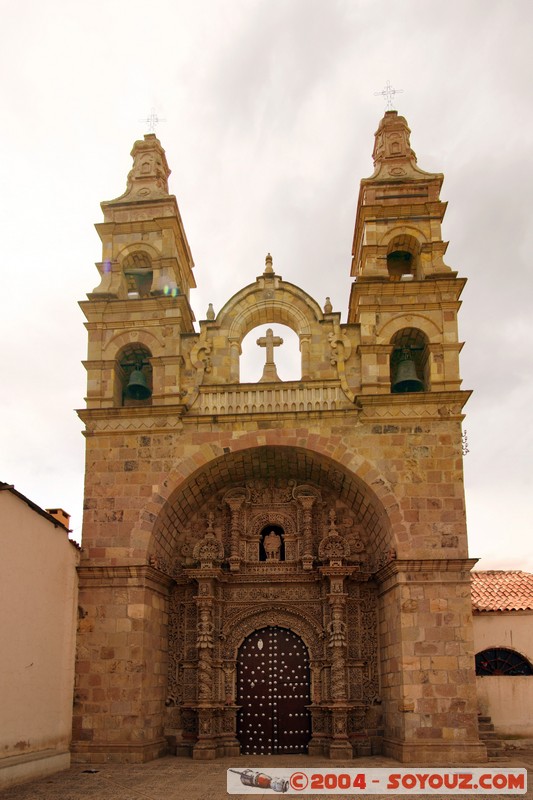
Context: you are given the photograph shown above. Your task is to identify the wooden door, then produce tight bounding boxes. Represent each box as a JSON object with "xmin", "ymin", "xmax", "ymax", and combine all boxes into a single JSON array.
[{"xmin": 237, "ymin": 627, "xmax": 311, "ymax": 755}]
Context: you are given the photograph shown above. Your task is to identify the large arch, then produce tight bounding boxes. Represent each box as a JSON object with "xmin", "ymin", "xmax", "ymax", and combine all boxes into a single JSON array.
[{"xmin": 141, "ymin": 440, "xmax": 400, "ymax": 568}]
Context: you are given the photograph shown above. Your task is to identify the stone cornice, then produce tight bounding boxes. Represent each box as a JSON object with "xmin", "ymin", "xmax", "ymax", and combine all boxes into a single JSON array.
[
  {"xmin": 77, "ymin": 563, "xmax": 174, "ymax": 593},
  {"xmin": 357, "ymin": 389, "xmax": 471, "ymax": 420},
  {"xmin": 77, "ymin": 404, "xmax": 186, "ymax": 434},
  {"xmin": 377, "ymin": 557, "xmax": 479, "ymax": 584}
]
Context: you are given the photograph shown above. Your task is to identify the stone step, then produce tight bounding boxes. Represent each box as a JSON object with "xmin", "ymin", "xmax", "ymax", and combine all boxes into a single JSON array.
[
  {"xmin": 478, "ymin": 722, "xmax": 495, "ymax": 732},
  {"xmin": 478, "ymin": 712, "xmax": 507, "ymax": 760}
]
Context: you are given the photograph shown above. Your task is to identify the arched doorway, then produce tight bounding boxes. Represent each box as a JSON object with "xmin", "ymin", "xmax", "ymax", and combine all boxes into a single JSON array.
[{"xmin": 237, "ymin": 627, "xmax": 311, "ymax": 755}]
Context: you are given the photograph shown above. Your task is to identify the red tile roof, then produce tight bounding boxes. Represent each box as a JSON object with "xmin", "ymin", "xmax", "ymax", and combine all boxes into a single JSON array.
[{"xmin": 471, "ymin": 570, "xmax": 533, "ymax": 612}]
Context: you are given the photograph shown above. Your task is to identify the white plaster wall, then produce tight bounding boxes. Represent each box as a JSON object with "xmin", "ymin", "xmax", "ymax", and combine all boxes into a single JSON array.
[
  {"xmin": 476, "ymin": 677, "xmax": 533, "ymax": 737},
  {"xmin": 0, "ymin": 491, "xmax": 79, "ymax": 789},
  {"xmin": 473, "ymin": 612, "xmax": 533, "ymax": 737}
]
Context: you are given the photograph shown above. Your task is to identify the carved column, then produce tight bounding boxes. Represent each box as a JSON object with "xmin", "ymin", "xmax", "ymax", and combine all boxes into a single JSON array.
[
  {"xmin": 298, "ymin": 494, "xmax": 316, "ymax": 570},
  {"xmin": 228, "ymin": 338, "xmax": 241, "ymax": 383},
  {"xmin": 225, "ymin": 494, "xmax": 245, "ymax": 572},
  {"xmin": 196, "ymin": 598, "xmax": 215, "ymax": 702},
  {"xmin": 325, "ymin": 573, "xmax": 353, "ymax": 759},
  {"xmin": 300, "ymin": 334, "xmax": 311, "ymax": 379},
  {"xmin": 318, "ymin": 508, "xmax": 355, "ymax": 761},
  {"xmin": 192, "ymin": 580, "xmax": 218, "ymax": 759},
  {"xmin": 219, "ymin": 661, "xmax": 240, "ymax": 756}
]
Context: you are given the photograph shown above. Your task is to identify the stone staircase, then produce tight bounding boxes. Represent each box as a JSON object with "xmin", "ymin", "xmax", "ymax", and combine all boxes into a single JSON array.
[{"xmin": 478, "ymin": 714, "xmax": 506, "ymax": 760}]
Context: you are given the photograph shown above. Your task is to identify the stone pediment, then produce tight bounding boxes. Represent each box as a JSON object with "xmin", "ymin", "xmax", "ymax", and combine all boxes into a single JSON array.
[{"xmin": 184, "ymin": 257, "xmax": 358, "ymax": 406}]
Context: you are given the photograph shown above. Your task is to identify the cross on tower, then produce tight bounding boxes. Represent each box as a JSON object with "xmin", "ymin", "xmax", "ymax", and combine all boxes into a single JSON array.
[
  {"xmin": 140, "ymin": 107, "xmax": 166, "ymax": 134},
  {"xmin": 256, "ymin": 328, "xmax": 283, "ymax": 383},
  {"xmin": 374, "ymin": 80, "xmax": 404, "ymax": 112}
]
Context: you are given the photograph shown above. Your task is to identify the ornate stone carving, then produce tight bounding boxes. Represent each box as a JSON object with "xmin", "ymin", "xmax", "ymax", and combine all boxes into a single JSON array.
[
  {"xmin": 373, "ymin": 547, "xmax": 397, "ymax": 572},
  {"xmin": 328, "ymin": 320, "xmax": 356, "ymax": 404},
  {"xmin": 221, "ymin": 604, "xmax": 323, "ymax": 662},
  {"xmin": 197, "ymin": 606, "xmax": 215, "ymax": 650},
  {"xmin": 318, "ymin": 510, "xmax": 350, "ymax": 565},
  {"xmin": 294, "ymin": 485, "xmax": 318, "ymax": 568},
  {"xmin": 327, "ymin": 618, "xmax": 347, "ymax": 649},
  {"xmin": 224, "ymin": 488, "xmax": 247, "ymax": 571},
  {"xmin": 164, "ymin": 476, "xmax": 382, "ymax": 753},
  {"xmin": 192, "ymin": 513, "xmax": 224, "ymax": 567},
  {"xmin": 247, "ymin": 479, "xmax": 295, "ymax": 505},
  {"xmin": 263, "ymin": 530, "xmax": 282, "ymax": 560}
]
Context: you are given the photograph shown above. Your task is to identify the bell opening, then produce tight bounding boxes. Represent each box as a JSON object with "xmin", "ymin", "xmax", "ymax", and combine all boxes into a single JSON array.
[
  {"xmin": 116, "ymin": 344, "xmax": 153, "ymax": 407},
  {"xmin": 125, "ymin": 368, "xmax": 152, "ymax": 401},
  {"xmin": 390, "ymin": 329, "xmax": 429, "ymax": 394}
]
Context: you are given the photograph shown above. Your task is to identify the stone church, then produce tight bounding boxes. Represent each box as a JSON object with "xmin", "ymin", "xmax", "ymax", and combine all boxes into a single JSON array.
[{"xmin": 74, "ymin": 110, "xmax": 486, "ymax": 765}]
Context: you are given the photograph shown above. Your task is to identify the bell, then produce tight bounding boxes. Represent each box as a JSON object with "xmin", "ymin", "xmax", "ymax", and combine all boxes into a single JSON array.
[
  {"xmin": 392, "ymin": 350, "xmax": 424, "ymax": 393},
  {"xmin": 125, "ymin": 367, "xmax": 151, "ymax": 400}
]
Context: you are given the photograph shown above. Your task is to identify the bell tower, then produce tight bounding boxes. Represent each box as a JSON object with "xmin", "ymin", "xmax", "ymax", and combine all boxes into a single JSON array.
[
  {"xmin": 81, "ymin": 133, "xmax": 195, "ymax": 411},
  {"xmin": 349, "ymin": 110, "xmax": 464, "ymax": 397}
]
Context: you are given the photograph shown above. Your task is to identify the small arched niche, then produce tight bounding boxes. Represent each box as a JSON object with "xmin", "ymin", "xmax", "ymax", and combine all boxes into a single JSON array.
[
  {"xmin": 386, "ymin": 234, "xmax": 421, "ymax": 281},
  {"xmin": 123, "ymin": 251, "xmax": 153, "ymax": 298},
  {"xmin": 115, "ymin": 343, "xmax": 153, "ymax": 407},
  {"xmin": 259, "ymin": 525, "xmax": 285, "ymax": 562},
  {"xmin": 390, "ymin": 328, "xmax": 429, "ymax": 393},
  {"xmin": 240, "ymin": 324, "xmax": 301, "ymax": 383}
]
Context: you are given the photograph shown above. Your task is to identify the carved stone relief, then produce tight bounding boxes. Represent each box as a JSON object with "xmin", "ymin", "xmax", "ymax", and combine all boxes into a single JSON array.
[{"xmin": 164, "ymin": 477, "xmax": 380, "ymax": 752}]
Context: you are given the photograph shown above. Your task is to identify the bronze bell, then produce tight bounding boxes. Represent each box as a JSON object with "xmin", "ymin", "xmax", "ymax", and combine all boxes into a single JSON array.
[
  {"xmin": 125, "ymin": 367, "xmax": 151, "ymax": 400},
  {"xmin": 392, "ymin": 350, "xmax": 424, "ymax": 393}
]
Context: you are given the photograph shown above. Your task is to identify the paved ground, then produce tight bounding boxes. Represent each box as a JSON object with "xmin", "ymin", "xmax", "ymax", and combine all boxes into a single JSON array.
[{"xmin": 3, "ymin": 752, "xmax": 533, "ymax": 800}]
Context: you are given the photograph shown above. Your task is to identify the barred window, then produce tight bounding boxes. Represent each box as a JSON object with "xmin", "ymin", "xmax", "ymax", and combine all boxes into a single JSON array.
[{"xmin": 475, "ymin": 648, "xmax": 533, "ymax": 676}]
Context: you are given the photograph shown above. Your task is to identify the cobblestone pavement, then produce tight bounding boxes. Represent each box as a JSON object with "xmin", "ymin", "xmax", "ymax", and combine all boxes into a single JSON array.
[{"xmin": 3, "ymin": 752, "xmax": 533, "ymax": 800}]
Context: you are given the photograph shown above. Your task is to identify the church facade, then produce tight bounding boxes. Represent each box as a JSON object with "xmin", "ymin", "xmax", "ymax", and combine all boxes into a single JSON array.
[{"xmin": 74, "ymin": 111, "xmax": 486, "ymax": 764}]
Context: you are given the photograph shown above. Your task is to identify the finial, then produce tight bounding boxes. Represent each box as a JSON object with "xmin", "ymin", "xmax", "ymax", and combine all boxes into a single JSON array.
[
  {"xmin": 106, "ymin": 135, "xmax": 171, "ymax": 204},
  {"xmin": 324, "ymin": 297, "xmax": 333, "ymax": 314},
  {"xmin": 374, "ymin": 80, "xmax": 404, "ymax": 112},
  {"xmin": 139, "ymin": 107, "xmax": 166, "ymax": 134},
  {"xmin": 206, "ymin": 303, "xmax": 215, "ymax": 320},
  {"xmin": 264, "ymin": 252, "xmax": 274, "ymax": 274}
]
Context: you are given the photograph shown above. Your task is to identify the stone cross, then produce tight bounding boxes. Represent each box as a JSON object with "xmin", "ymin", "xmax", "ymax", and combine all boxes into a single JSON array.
[
  {"xmin": 256, "ymin": 327, "xmax": 283, "ymax": 382},
  {"xmin": 374, "ymin": 80, "xmax": 404, "ymax": 112},
  {"xmin": 140, "ymin": 107, "xmax": 166, "ymax": 134}
]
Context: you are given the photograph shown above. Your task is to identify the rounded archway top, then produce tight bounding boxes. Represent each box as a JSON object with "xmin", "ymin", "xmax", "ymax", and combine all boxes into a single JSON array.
[{"xmin": 213, "ymin": 273, "xmax": 326, "ymax": 341}]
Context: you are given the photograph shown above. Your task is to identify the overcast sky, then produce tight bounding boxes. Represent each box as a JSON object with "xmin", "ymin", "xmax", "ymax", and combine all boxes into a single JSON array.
[{"xmin": 1, "ymin": 0, "xmax": 531, "ymax": 571}]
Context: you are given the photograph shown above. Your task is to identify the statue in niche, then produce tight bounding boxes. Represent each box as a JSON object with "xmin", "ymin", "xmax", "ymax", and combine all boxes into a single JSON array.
[{"xmin": 263, "ymin": 530, "xmax": 282, "ymax": 561}]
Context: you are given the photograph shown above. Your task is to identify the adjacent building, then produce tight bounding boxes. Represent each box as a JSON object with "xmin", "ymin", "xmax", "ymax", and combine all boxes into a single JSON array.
[{"xmin": 0, "ymin": 483, "xmax": 79, "ymax": 790}]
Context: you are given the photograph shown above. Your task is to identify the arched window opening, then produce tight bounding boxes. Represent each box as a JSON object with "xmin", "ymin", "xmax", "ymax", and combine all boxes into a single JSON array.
[
  {"xmin": 116, "ymin": 344, "xmax": 153, "ymax": 407},
  {"xmin": 259, "ymin": 525, "xmax": 285, "ymax": 562},
  {"xmin": 387, "ymin": 250, "xmax": 413, "ymax": 280},
  {"xmin": 390, "ymin": 328, "xmax": 429, "ymax": 393},
  {"xmin": 123, "ymin": 252, "xmax": 153, "ymax": 298},
  {"xmin": 240, "ymin": 324, "xmax": 301, "ymax": 383},
  {"xmin": 386, "ymin": 235, "xmax": 420, "ymax": 281},
  {"xmin": 475, "ymin": 648, "xmax": 533, "ymax": 676}
]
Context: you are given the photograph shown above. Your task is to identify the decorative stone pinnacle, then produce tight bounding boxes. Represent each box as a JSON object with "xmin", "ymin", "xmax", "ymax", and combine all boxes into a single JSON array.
[
  {"xmin": 206, "ymin": 303, "xmax": 215, "ymax": 320},
  {"xmin": 264, "ymin": 252, "xmax": 274, "ymax": 274},
  {"xmin": 107, "ymin": 134, "xmax": 171, "ymax": 203},
  {"xmin": 372, "ymin": 111, "xmax": 417, "ymax": 167},
  {"xmin": 324, "ymin": 296, "xmax": 333, "ymax": 314}
]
